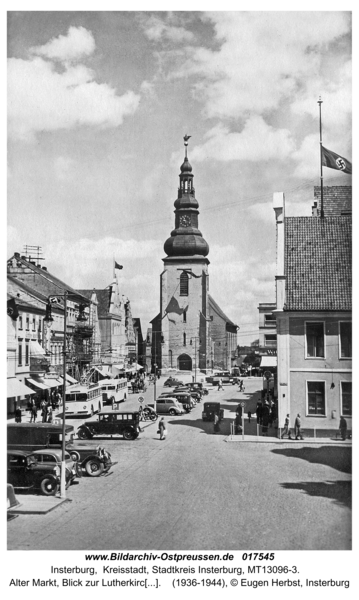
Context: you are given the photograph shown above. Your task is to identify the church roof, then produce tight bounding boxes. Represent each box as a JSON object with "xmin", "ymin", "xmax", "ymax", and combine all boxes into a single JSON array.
[{"xmin": 209, "ymin": 295, "xmax": 238, "ymax": 328}]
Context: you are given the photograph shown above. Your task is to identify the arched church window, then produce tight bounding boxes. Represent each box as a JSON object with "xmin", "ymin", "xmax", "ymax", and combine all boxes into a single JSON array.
[
  {"xmin": 180, "ymin": 272, "xmax": 189, "ymax": 296},
  {"xmin": 183, "ymin": 333, "xmax": 186, "ymax": 346},
  {"xmin": 183, "ymin": 311, "xmax": 186, "ymax": 323}
]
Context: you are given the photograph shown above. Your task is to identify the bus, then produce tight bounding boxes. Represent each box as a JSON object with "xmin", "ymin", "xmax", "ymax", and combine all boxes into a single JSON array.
[
  {"xmin": 64, "ymin": 382, "xmax": 103, "ymax": 417},
  {"xmin": 99, "ymin": 378, "xmax": 128, "ymax": 406}
]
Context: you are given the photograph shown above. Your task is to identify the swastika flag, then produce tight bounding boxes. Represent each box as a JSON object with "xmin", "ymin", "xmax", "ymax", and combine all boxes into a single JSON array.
[{"xmin": 321, "ymin": 146, "xmax": 352, "ymax": 174}]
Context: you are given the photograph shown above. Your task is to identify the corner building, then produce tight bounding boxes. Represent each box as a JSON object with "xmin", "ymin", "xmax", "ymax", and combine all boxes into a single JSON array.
[{"xmin": 154, "ymin": 142, "xmax": 237, "ymax": 373}]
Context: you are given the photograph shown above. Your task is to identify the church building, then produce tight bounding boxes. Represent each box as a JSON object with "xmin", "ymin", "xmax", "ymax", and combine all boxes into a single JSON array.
[{"xmin": 151, "ymin": 138, "xmax": 238, "ymax": 374}]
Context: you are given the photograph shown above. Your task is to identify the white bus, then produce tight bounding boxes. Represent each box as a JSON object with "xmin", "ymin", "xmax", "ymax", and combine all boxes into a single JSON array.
[
  {"xmin": 64, "ymin": 382, "xmax": 103, "ymax": 416},
  {"xmin": 100, "ymin": 378, "xmax": 128, "ymax": 406}
]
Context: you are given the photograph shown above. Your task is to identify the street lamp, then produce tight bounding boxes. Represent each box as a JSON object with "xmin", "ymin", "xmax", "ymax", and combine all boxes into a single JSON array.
[{"xmin": 44, "ymin": 292, "xmax": 89, "ymax": 498}]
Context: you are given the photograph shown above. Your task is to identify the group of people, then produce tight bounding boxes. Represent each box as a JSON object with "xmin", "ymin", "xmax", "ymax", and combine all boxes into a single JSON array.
[
  {"xmin": 281, "ymin": 413, "xmax": 304, "ymax": 440},
  {"xmin": 255, "ymin": 401, "xmax": 277, "ymax": 436}
]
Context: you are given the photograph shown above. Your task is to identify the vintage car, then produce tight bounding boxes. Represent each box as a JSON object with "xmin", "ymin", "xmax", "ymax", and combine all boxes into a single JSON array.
[
  {"xmin": 148, "ymin": 398, "xmax": 184, "ymax": 416},
  {"xmin": 205, "ymin": 371, "xmax": 238, "ymax": 386},
  {"xmin": 7, "ymin": 450, "xmax": 65, "ymax": 496},
  {"xmin": 77, "ymin": 411, "xmax": 141, "ymax": 441},
  {"xmin": 182, "ymin": 382, "xmax": 209, "ymax": 396},
  {"xmin": 158, "ymin": 392, "xmax": 194, "ymax": 412},
  {"xmin": 163, "ymin": 377, "xmax": 184, "ymax": 387},
  {"xmin": 7, "ymin": 423, "xmax": 112, "ymax": 478},
  {"xmin": 29, "ymin": 449, "xmax": 80, "ymax": 485},
  {"xmin": 173, "ymin": 387, "xmax": 202, "ymax": 402},
  {"xmin": 202, "ymin": 402, "xmax": 224, "ymax": 422}
]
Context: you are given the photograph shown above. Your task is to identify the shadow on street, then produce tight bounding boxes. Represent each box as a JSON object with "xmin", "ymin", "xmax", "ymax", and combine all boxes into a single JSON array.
[
  {"xmin": 279, "ymin": 480, "xmax": 351, "ymax": 509},
  {"xmin": 271, "ymin": 446, "xmax": 352, "ymax": 474}
]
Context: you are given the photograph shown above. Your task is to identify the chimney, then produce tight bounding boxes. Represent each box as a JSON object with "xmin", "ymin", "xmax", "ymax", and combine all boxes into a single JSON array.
[
  {"xmin": 14, "ymin": 252, "xmax": 20, "ymax": 259},
  {"xmin": 42, "ymin": 266, "xmax": 48, "ymax": 271}
]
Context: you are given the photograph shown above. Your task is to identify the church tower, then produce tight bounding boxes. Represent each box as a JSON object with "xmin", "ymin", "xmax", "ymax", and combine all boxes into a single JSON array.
[{"xmin": 159, "ymin": 137, "xmax": 210, "ymax": 372}]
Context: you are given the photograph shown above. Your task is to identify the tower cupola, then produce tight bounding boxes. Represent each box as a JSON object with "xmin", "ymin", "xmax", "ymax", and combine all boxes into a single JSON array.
[{"xmin": 164, "ymin": 136, "xmax": 209, "ymax": 258}]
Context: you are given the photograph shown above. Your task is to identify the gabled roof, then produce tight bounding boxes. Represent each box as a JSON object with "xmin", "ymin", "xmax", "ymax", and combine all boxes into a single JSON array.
[
  {"xmin": 209, "ymin": 295, "xmax": 238, "ymax": 329},
  {"xmin": 91, "ymin": 289, "xmax": 112, "ymax": 318},
  {"xmin": 285, "ymin": 216, "xmax": 351, "ymax": 311},
  {"xmin": 7, "ymin": 254, "xmax": 88, "ymax": 304}
]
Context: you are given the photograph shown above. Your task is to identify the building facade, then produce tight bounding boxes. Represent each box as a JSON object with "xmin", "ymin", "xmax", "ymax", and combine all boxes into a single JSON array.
[{"xmin": 273, "ymin": 188, "xmax": 352, "ymax": 435}]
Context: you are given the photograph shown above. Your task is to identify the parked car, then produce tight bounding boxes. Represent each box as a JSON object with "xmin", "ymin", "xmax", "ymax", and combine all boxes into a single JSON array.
[
  {"xmin": 7, "ymin": 450, "xmax": 63, "ymax": 496},
  {"xmin": 7, "ymin": 423, "xmax": 112, "ymax": 478},
  {"xmin": 202, "ymin": 402, "xmax": 224, "ymax": 422},
  {"xmin": 164, "ymin": 377, "xmax": 184, "ymax": 387},
  {"xmin": 77, "ymin": 411, "xmax": 141, "ymax": 440},
  {"xmin": 183, "ymin": 382, "xmax": 209, "ymax": 396},
  {"xmin": 159, "ymin": 392, "xmax": 194, "ymax": 412},
  {"xmin": 148, "ymin": 398, "xmax": 184, "ymax": 416},
  {"xmin": 29, "ymin": 449, "xmax": 80, "ymax": 486},
  {"xmin": 173, "ymin": 387, "xmax": 202, "ymax": 402}
]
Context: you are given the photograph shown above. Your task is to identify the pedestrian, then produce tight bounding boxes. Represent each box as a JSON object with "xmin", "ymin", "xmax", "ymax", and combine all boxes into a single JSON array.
[
  {"xmin": 30, "ymin": 404, "xmax": 38, "ymax": 423},
  {"xmin": 41, "ymin": 400, "xmax": 48, "ymax": 423},
  {"xmin": 47, "ymin": 405, "xmax": 53, "ymax": 423},
  {"xmin": 236, "ymin": 404, "xmax": 243, "ymax": 419},
  {"xmin": 294, "ymin": 413, "xmax": 304, "ymax": 440},
  {"xmin": 256, "ymin": 402, "xmax": 263, "ymax": 425},
  {"xmin": 158, "ymin": 417, "xmax": 167, "ymax": 440},
  {"xmin": 281, "ymin": 414, "xmax": 292, "ymax": 439},
  {"xmin": 217, "ymin": 378, "xmax": 223, "ymax": 391},
  {"xmin": 247, "ymin": 410, "xmax": 251, "ymax": 423},
  {"xmin": 213, "ymin": 412, "xmax": 221, "ymax": 433},
  {"xmin": 15, "ymin": 405, "xmax": 22, "ymax": 423},
  {"xmin": 339, "ymin": 416, "xmax": 347, "ymax": 441}
]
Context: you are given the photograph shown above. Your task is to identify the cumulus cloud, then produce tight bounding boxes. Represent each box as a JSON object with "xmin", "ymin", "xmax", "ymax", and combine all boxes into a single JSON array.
[
  {"xmin": 8, "ymin": 28, "xmax": 140, "ymax": 141},
  {"xmin": 30, "ymin": 26, "xmax": 95, "ymax": 63},
  {"xmin": 190, "ymin": 117, "xmax": 295, "ymax": 163},
  {"xmin": 143, "ymin": 15, "xmax": 194, "ymax": 44}
]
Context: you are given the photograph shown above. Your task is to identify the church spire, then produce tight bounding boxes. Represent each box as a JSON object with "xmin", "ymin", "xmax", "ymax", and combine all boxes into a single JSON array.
[{"xmin": 163, "ymin": 137, "xmax": 209, "ymax": 258}]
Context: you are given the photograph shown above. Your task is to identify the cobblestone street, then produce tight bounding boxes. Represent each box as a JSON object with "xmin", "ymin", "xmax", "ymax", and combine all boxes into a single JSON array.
[{"xmin": 8, "ymin": 379, "xmax": 351, "ymax": 551}]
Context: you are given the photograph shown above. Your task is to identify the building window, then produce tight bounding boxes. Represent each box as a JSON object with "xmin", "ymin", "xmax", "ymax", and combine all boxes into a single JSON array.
[
  {"xmin": 169, "ymin": 349, "xmax": 173, "ymax": 368},
  {"xmin": 18, "ymin": 315, "xmax": 23, "ymax": 330},
  {"xmin": 264, "ymin": 334, "xmax": 277, "ymax": 347},
  {"xmin": 307, "ymin": 381, "xmax": 326, "ymax": 415},
  {"xmin": 180, "ymin": 272, "xmax": 189, "ymax": 296},
  {"xmin": 339, "ymin": 322, "xmax": 352, "ymax": 358},
  {"xmin": 183, "ymin": 311, "xmax": 187, "ymax": 323},
  {"xmin": 341, "ymin": 382, "xmax": 352, "ymax": 417},
  {"xmin": 183, "ymin": 333, "xmax": 186, "ymax": 346},
  {"xmin": 32, "ymin": 317, "xmax": 36, "ymax": 331},
  {"xmin": 25, "ymin": 341, "xmax": 30, "ymax": 366},
  {"xmin": 26, "ymin": 315, "xmax": 30, "ymax": 330},
  {"xmin": 264, "ymin": 314, "xmax": 276, "ymax": 327},
  {"xmin": 306, "ymin": 322, "xmax": 324, "ymax": 358},
  {"xmin": 18, "ymin": 339, "xmax": 23, "ymax": 366}
]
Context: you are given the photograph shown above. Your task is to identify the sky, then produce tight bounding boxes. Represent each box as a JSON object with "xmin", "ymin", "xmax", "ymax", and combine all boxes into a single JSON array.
[{"xmin": 7, "ymin": 9, "xmax": 352, "ymax": 344}]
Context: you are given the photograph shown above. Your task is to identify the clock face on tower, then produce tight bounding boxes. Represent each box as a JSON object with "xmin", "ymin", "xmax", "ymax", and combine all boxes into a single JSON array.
[{"xmin": 179, "ymin": 215, "xmax": 191, "ymax": 227}]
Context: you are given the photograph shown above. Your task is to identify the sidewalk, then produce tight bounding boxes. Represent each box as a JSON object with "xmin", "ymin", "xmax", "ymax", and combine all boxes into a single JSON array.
[
  {"xmin": 226, "ymin": 434, "xmax": 352, "ymax": 444},
  {"xmin": 8, "ymin": 496, "xmax": 71, "ymax": 515}
]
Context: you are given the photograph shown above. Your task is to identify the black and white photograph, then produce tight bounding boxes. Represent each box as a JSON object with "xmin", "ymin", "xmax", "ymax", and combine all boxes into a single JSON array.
[{"xmin": 5, "ymin": 4, "xmax": 354, "ymax": 591}]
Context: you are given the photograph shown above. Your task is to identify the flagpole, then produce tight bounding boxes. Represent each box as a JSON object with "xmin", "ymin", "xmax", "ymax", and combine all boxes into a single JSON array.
[{"xmin": 318, "ymin": 96, "xmax": 324, "ymax": 218}]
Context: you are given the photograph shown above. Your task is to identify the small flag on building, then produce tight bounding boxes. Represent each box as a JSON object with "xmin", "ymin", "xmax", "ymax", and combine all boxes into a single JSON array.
[
  {"xmin": 114, "ymin": 261, "xmax": 123, "ymax": 270},
  {"xmin": 321, "ymin": 146, "xmax": 352, "ymax": 174}
]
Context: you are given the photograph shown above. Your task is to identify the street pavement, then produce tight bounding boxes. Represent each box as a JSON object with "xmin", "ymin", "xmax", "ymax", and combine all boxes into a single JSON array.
[{"xmin": 8, "ymin": 377, "xmax": 351, "ymax": 551}]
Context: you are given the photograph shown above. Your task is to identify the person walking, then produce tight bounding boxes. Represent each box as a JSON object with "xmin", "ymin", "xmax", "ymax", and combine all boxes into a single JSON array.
[
  {"xmin": 158, "ymin": 417, "xmax": 167, "ymax": 440},
  {"xmin": 281, "ymin": 414, "xmax": 292, "ymax": 439},
  {"xmin": 41, "ymin": 400, "xmax": 48, "ymax": 423},
  {"xmin": 14, "ymin": 405, "xmax": 22, "ymax": 423},
  {"xmin": 247, "ymin": 410, "xmax": 251, "ymax": 423},
  {"xmin": 217, "ymin": 378, "xmax": 223, "ymax": 391},
  {"xmin": 30, "ymin": 403, "xmax": 38, "ymax": 423},
  {"xmin": 294, "ymin": 413, "xmax": 304, "ymax": 440},
  {"xmin": 339, "ymin": 416, "xmax": 347, "ymax": 441}
]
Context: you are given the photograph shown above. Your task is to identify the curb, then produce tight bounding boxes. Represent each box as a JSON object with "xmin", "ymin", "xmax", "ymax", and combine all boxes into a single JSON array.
[{"xmin": 8, "ymin": 497, "xmax": 71, "ymax": 516}]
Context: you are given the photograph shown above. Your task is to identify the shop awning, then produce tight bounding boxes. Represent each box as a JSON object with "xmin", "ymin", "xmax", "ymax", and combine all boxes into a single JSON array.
[
  {"xmin": 260, "ymin": 356, "xmax": 277, "ymax": 368},
  {"xmin": 65, "ymin": 373, "xmax": 78, "ymax": 384},
  {"xmin": 43, "ymin": 378, "xmax": 62, "ymax": 389},
  {"xmin": 26, "ymin": 377, "xmax": 50, "ymax": 391},
  {"xmin": 30, "ymin": 341, "xmax": 46, "ymax": 357},
  {"xmin": 7, "ymin": 378, "xmax": 35, "ymax": 398}
]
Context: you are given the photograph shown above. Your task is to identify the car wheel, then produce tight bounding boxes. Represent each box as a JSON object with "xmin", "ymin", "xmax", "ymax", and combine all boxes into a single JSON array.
[
  {"xmin": 70, "ymin": 451, "xmax": 81, "ymax": 462},
  {"xmin": 77, "ymin": 428, "xmax": 89, "ymax": 440},
  {"xmin": 150, "ymin": 413, "xmax": 158, "ymax": 421},
  {"xmin": 169, "ymin": 409, "xmax": 176, "ymax": 416},
  {"xmin": 85, "ymin": 459, "xmax": 104, "ymax": 477},
  {"xmin": 123, "ymin": 429, "xmax": 135, "ymax": 440},
  {"xmin": 40, "ymin": 476, "xmax": 59, "ymax": 496}
]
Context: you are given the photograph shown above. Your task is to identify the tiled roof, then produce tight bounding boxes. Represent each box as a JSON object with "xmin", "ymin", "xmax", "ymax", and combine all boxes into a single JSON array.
[
  {"xmin": 209, "ymin": 295, "xmax": 238, "ymax": 327},
  {"xmin": 285, "ymin": 216, "xmax": 351, "ymax": 311},
  {"xmin": 313, "ymin": 186, "xmax": 352, "ymax": 216},
  {"xmin": 91, "ymin": 289, "xmax": 112, "ymax": 318}
]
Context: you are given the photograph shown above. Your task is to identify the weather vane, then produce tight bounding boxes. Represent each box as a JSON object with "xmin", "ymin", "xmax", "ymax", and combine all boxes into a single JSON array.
[{"xmin": 183, "ymin": 134, "xmax": 191, "ymax": 158}]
